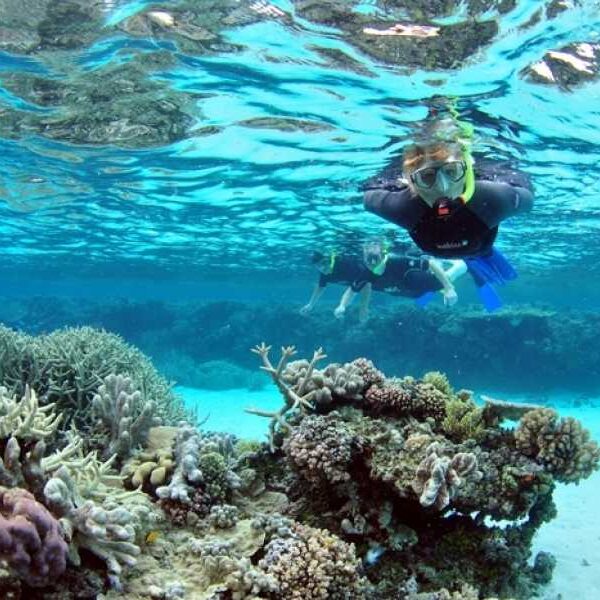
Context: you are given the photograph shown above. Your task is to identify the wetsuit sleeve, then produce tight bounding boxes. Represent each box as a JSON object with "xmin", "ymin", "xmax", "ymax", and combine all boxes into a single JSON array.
[
  {"xmin": 363, "ymin": 186, "xmax": 421, "ymax": 230},
  {"xmin": 469, "ymin": 181, "xmax": 534, "ymax": 229}
]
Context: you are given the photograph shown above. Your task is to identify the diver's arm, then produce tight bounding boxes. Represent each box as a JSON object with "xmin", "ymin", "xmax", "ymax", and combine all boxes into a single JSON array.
[
  {"xmin": 300, "ymin": 283, "xmax": 325, "ymax": 315},
  {"xmin": 428, "ymin": 259, "xmax": 458, "ymax": 306},
  {"xmin": 358, "ymin": 283, "xmax": 372, "ymax": 323},
  {"xmin": 363, "ymin": 185, "xmax": 422, "ymax": 229},
  {"xmin": 334, "ymin": 286, "xmax": 356, "ymax": 319},
  {"xmin": 469, "ymin": 181, "xmax": 534, "ymax": 228}
]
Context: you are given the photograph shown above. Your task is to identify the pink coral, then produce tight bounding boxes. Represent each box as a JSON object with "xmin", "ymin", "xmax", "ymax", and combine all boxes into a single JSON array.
[{"xmin": 0, "ymin": 486, "xmax": 68, "ymax": 585}]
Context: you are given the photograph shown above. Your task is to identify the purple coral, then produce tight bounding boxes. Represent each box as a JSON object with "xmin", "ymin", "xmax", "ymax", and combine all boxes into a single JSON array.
[{"xmin": 0, "ymin": 486, "xmax": 68, "ymax": 586}]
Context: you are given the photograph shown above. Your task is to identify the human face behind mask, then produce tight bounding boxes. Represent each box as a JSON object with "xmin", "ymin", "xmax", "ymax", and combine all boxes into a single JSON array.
[
  {"xmin": 410, "ymin": 158, "xmax": 467, "ymax": 206},
  {"xmin": 403, "ymin": 142, "xmax": 467, "ymax": 206}
]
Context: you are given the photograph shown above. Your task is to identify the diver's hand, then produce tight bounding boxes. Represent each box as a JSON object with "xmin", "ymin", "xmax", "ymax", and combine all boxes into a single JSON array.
[
  {"xmin": 299, "ymin": 304, "xmax": 313, "ymax": 316},
  {"xmin": 334, "ymin": 305, "xmax": 346, "ymax": 319},
  {"xmin": 442, "ymin": 287, "xmax": 458, "ymax": 307}
]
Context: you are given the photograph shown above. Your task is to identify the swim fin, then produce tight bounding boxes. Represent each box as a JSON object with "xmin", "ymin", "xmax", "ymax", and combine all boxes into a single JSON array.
[
  {"xmin": 415, "ymin": 291, "xmax": 436, "ymax": 308},
  {"xmin": 478, "ymin": 283, "xmax": 502, "ymax": 312}
]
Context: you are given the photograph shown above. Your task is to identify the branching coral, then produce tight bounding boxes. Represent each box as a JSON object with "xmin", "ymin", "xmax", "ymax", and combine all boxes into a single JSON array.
[
  {"xmin": 43, "ymin": 466, "xmax": 143, "ymax": 590},
  {"xmin": 245, "ymin": 344, "xmax": 323, "ymax": 450},
  {"xmin": 92, "ymin": 373, "xmax": 161, "ymax": 461},
  {"xmin": 0, "ymin": 385, "xmax": 62, "ymax": 441},
  {"xmin": 514, "ymin": 408, "xmax": 600, "ymax": 483},
  {"xmin": 0, "ymin": 325, "xmax": 187, "ymax": 437}
]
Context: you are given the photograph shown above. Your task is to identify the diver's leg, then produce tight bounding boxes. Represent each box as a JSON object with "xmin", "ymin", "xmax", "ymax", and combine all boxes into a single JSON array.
[
  {"xmin": 334, "ymin": 286, "xmax": 356, "ymax": 319},
  {"xmin": 358, "ymin": 283, "xmax": 372, "ymax": 323},
  {"xmin": 444, "ymin": 259, "xmax": 468, "ymax": 282}
]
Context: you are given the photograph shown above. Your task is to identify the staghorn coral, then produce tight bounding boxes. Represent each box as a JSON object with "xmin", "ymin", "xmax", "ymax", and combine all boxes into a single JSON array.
[
  {"xmin": 412, "ymin": 442, "xmax": 480, "ymax": 510},
  {"xmin": 0, "ymin": 325, "xmax": 188, "ymax": 439},
  {"xmin": 92, "ymin": 373, "xmax": 161, "ymax": 462},
  {"xmin": 283, "ymin": 413, "xmax": 363, "ymax": 485},
  {"xmin": 0, "ymin": 486, "xmax": 68, "ymax": 586},
  {"xmin": 258, "ymin": 522, "xmax": 366, "ymax": 599},
  {"xmin": 245, "ymin": 344, "xmax": 324, "ymax": 451},
  {"xmin": 514, "ymin": 408, "xmax": 600, "ymax": 483},
  {"xmin": 0, "ymin": 385, "xmax": 62, "ymax": 441}
]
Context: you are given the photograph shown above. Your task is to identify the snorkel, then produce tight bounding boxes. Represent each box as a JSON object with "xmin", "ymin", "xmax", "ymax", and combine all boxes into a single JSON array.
[
  {"xmin": 328, "ymin": 250, "xmax": 337, "ymax": 273},
  {"xmin": 447, "ymin": 101, "xmax": 475, "ymax": 203}
]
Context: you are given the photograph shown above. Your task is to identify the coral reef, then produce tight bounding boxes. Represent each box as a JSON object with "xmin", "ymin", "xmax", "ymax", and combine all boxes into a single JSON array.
[
  {"xmin": 4, "ymin": 299, "xmax": 600, "ymax": 394},
  {"xmin": 0, "ymin": 325, "xmax": 187, "ymax": 440},
  {"xmin": 240, "ymin": 344, "xmax": 599, "ymax": 599},
  {"xmin": 0, "ymin": 324, "xmax": 597, "ymax": 599}
]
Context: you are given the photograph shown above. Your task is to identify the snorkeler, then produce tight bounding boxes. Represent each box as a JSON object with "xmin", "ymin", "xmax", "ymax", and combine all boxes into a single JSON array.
[
  {"xmin": 300, "ymin": 241, "xmax": 466, "ymax": 322},
  {"xmin": 363, "ymin": 117, "xmax": 534, "ymax": 311},
  {"xmin": 299, "ymin": 249, "xmax": 373, "ymax": 321}
]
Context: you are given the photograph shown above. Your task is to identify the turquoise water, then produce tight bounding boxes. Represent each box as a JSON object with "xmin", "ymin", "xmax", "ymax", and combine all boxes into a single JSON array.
[
  {"xmin": 1, "ymin": 2, "xmax": 600, "ymax": 599},
  {"xmin": 0, "ymin": 0, "xmax": 599, "ymax": 304}
]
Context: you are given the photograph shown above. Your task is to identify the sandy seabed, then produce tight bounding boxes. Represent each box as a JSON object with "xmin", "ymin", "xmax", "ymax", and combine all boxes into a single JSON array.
[{"xmin": 179, "ymin": 386, "xmax": 600, "ymax": 600}]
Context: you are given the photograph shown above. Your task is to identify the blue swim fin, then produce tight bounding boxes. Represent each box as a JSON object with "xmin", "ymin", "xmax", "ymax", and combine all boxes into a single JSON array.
[
  {"xmin": 415, "ymin": 291, "xmax": 436, "ymax": 308},
  {"xmin": 478, "ymin": 283, "xmax": 502, "ymax": 312}
]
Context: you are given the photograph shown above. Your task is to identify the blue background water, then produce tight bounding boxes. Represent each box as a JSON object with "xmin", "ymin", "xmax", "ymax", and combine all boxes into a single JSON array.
[{"xmin": 1, "ymin": 0, "xmax": 599, "ymax": 311}]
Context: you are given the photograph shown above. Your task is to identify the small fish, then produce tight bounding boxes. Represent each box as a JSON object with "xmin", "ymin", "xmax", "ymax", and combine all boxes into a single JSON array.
[{"xmin": 145, "ymin": 530, "xmax": 160, "ymax": 544}]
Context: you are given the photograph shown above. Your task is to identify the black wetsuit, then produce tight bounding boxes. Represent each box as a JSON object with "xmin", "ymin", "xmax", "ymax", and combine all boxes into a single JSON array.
[
  {"xmin": 318, "ymin": 255, "xmax": 371, "ymax": 291},
  {"xmin": 363, "ymin": 167, "xmax": 534, "ymax": 259},
  {"xmin": 370, "ymin": 255, "xmax": 441, "ymax": 298}
]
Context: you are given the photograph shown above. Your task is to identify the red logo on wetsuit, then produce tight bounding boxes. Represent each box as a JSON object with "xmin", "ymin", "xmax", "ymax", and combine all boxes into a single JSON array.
[{"xmin": 436, "ymin": 200, "xmax": 450, "ymax": 217}]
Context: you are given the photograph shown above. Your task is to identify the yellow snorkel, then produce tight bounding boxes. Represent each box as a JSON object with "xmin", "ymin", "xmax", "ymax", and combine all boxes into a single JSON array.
[
  {"xmin": 329, "ymin": 250, "xmax": 337, "ymax": 272},
  {"xmin": 447, "ymin": 100, "xmax": 475, "ymax": 204},
  {"xmin": 368, "ymin": 241, "xmax": 390, "ymax": 276}
]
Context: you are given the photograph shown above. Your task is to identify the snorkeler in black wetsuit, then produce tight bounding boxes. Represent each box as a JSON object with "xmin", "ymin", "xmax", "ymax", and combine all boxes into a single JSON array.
[
  {"xmin": 299, "ymin": 250, "xmax": 372, "ymax": 319},
  {"xmin": 300, "ymin": 243, "xmax": 466, "ymax": 321},
  {"xmin": 363, "ymin": 125, "xmax": 534, "ymax": 311}
]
